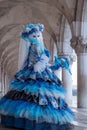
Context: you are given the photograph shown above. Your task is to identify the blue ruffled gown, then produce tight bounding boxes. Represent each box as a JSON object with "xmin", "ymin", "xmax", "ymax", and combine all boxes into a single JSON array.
[{"xmin": 0, "ymin": 43, "xmax": 74, "ymax": 130}]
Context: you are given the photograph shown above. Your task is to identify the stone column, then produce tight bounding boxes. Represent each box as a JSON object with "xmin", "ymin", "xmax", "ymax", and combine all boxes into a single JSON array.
[
  {"xmin": 1, "ymin": 68, "xmax": 5, "ymax": 96},
  {"xmin": 0, "ymin": 66, "xmax": 2, "ymax": 97},
  {"xmin": 0, "ymin": 66, "xmax": 1, "ymax": 90},
  {"xmin": 71, "ymin": 36, "xmax": 87, "ymax": 108},
  {"xmin": 62, "ymin": 55, "xmax": 75, "ymax": 106},
  {"xmin": 4, "ymin": 73, "xmax": 10, "ymax": 94}
]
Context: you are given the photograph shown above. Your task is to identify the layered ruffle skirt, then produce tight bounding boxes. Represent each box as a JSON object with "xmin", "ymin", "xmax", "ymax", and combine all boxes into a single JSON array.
[{"xmin": 0, "ymin": 66, "xmax": 74, "ymax": 130}]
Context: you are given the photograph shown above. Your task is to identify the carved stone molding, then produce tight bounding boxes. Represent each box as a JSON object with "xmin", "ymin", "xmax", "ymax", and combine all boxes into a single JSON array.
[{"xmin": 70, "ymin": 36, "xmax": 87, "ymax": 54}]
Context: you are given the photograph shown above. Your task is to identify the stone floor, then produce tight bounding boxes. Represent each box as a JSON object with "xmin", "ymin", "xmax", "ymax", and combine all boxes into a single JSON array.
[{"xmin": 0, "ymin": 107, "xmax": 87, "ymax": 130}]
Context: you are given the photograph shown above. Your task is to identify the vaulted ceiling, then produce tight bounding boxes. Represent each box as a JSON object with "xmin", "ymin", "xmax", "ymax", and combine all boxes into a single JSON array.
[{"xmin": 0, "ymin": 0, "xmax": 84, "ymax": 79}]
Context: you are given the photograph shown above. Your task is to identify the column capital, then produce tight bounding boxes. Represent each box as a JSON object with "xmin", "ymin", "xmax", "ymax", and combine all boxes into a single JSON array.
[
  {"xmin": 59, "ymin": 53, "xmax": 76, "ymax": 65},
  {"xmin": 65, "ymin": 54, "xmax": 76, "ymax": 65},
  {"xmin": 70, "ymin": 36, "xmax": 87, "ymax": 54}
]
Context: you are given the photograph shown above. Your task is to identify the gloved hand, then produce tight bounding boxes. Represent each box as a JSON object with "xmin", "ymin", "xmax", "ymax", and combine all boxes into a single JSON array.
[
  {"xmin": 34, "ymin": 54, "xmax": 50, "ymax": 72},
  {"xmin": 34, "ymin": 61, "xmax": 46, "ymax": 72},
  {"xmin": 41, "ymin": 54, "xmax": 49, "ymax": 64}
]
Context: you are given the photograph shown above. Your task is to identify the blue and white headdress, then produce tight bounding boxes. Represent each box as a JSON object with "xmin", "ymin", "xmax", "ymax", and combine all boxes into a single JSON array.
[{"xmin": 21, "ymin": 23, "xmax": 44, "ymax": 42}]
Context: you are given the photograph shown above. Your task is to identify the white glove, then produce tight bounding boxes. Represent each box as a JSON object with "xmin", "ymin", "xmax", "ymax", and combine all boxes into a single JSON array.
[
  {"xmin": 34, "ymin": 54, "xmax": 50, "ymax": 72},
  {"xmin": 34, "ymin": 61, "xmax": 46, "ymax": 72},
  {"xmin": 41, "ymin": 54, "xmax": 49, "ymax": 64}
]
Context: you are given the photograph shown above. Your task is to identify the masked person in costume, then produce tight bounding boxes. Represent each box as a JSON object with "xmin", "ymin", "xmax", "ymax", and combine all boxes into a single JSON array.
[{"xmin": 0, "ymin": 23, "xmax": 74, "ymax": 130}]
